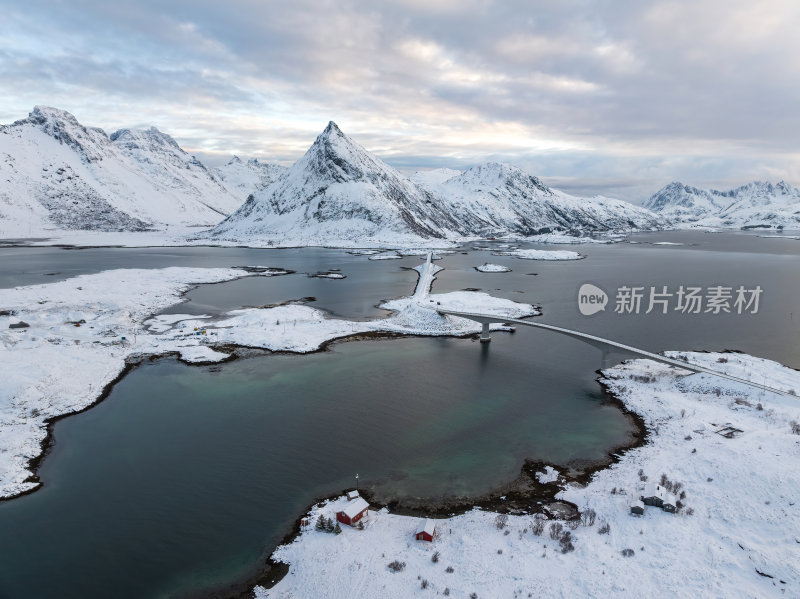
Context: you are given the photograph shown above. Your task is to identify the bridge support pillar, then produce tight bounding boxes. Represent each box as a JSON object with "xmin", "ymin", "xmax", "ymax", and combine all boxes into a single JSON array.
[{"xmin": 480, "ymin": 322, "xmax": 491, "ymax": 343}]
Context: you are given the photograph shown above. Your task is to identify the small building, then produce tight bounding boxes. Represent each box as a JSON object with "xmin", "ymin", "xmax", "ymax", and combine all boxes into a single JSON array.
[
  {"xmin": 415, "ymin": 518, "xmax": 436, "ymax": 542},
  {"xmin": 347, "ymin": 490, "xmax": 360, "ymax": 501},
  {"xmin": 300, "ymin": 517, "xmax": 309, "ymax": 527},
  {"xmin": 336, "ymin": 497, "xmax": 369, "ymax": 526},
  {"xmin": 662, "ymin": 496, "xmax": 678, "ymax": 513},
  {"xmin": 630, "ymin": 500, "xmax": 645, "ymax": 515},
  {"xmin": 642, "ymin": 483, "xmax": 666, "ymax": 508}
]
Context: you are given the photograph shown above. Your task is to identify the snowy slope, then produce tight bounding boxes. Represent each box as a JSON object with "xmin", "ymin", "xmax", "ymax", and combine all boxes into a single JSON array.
[
  {"xmin": 110, "ymin": 126, "xmax": 240, "ymax": 215},
  {"xmin": 410, "ymin": 167, "xmax": 462, "ymax": 186},
  {"xmin": 645, "ymin": 181, "xmax": 800, "ymax": 229},
  {"xmin": 204, "ymin": 122, "xmax": 464, "ymax": 245},
  {"xmin": 214, "ymin": 156, "xmax": 287, "ymax": 202},
  {"xmin": 0, "ymin": 107, "xmax": 244, "ymax": 235},
  {"xmin": 430, "ymin": 162, "xmax": 665, "ymax": 237},
  {"xmin": 204, "ymin": 125, "xmax": 663, "ymax": 246}
]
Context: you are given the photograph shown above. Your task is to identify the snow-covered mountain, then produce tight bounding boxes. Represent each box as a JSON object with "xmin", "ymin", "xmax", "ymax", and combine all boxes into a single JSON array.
[
  {"xmin": 411, "ymin": 168, "xmax": 462, "ymax": 187},
  {"xmin": 214, "ymin": 156, "xmax": 286, "ymax": 201},
  {"xmin": 204, "ymin": 123, "xmax": 663, "ymax": 245},
  {"xmin": 429, "ymin": 162, "xmax": 664, "ymax": 237},
  {"xmin": 0, "ymin": 107, "xmax": 246, "ymax": 235},
  {"xmin": 0, "ymin": 108, "xmax": 667, "ymax": 243},
  {"xmin": 645, "ymin": 181, "xmax": 800, "ymax": 229},
  {"xmin": 204, "ymin": 121, "xmax": 465, "ymax": 245},
  {"xmin": 109, "ymin": 126, "xmax": 238, "ymax": 216}
]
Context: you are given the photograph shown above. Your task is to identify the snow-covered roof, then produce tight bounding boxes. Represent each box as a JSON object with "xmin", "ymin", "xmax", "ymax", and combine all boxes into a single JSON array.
[
  {"xmin": 632, "ymin": 499, "xmax": 645, "ymax": 508},
  {"xmin": 415, "ymin": 518, "xmax": 436, "ymax": 536},
  {"xmin": 347, "ymin": 490, "xmax": 360, "ymax": 500},
  {"xmin": 339, "ymin": 497, "xmax": 369, "ymax": 519},
  {"xmin": 662, "ymin": 494, "xmax": 677, "ymax": 506},
  {"xmin": 643, "ymin": 483, "xmax": 665, "ymax": 499}
]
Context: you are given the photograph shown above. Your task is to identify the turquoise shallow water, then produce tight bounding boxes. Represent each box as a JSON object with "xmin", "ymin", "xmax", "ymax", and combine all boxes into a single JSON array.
[
  {"xmin": 0, "ymin": 231, "xmax": 798, "ymax": 598},
  {"xmin": 0, "ymin": 338, "xmax": 632, "ymax": 599}
]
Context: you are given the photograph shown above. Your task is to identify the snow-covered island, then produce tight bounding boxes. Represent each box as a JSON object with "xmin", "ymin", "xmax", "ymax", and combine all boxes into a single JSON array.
[
  {"xmin": 493, "ymin": 248, "xmax": 584, "ymax": 261},
  {"xmin": 475, "ymin": 263, "xmax": 511, "ymax": 273},
  {"xmin": 0, "ymin": 256, "xmax": 537, "ymax": 498},
  {"xmin": 256, "ymin": 352, "xmax": 800, "ymax": 598}
]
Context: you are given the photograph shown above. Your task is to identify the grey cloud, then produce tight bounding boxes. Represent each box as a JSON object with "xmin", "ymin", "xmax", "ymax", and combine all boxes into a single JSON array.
[{"xmin": 0, "ymin": 0, "xmax": 797, "ymax": 196}]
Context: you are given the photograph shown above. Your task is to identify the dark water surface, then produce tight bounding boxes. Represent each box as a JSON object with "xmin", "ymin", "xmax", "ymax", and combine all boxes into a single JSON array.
[{"xmin": 0, "ymin": 231, "xmax": 798, "ymax": 598}]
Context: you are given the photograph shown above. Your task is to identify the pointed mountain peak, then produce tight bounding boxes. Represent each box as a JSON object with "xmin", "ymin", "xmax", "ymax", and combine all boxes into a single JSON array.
[
  {"xmin": 311, "ymin": 121, "xmax": 351, "ymax": 149},
  {"xmin": 293, "ymin": 120, "xmax": 392, "ymax": 185},
  {"xmin": 227, "ymin": 155, "xmax": 243, "ymax": 165},
  {"xmin": 322, "ymin": 121, "xmax": 343, "ymax": 137}
]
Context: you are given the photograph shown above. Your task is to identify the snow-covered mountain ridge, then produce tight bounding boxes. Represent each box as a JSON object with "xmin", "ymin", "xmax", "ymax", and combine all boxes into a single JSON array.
[
  {"xmin": 0, "ymin": 106, "xmax": 280, "ymax": 235},
  {"xmin": 645, "ymin": 181, "xmax": 800, "ymax": 229},
  {"xmin": 1, "ymin": 107, "xmax": 668, "ymax": 244},
  {"xmin": 204, "ymin": 122, "xmax": 664, "ymax": 246},
  {"xmin": 205, "ymin": 121, "xmax": 466, "ymax": 245},
  {"xmin": 214, "ymin": 156, "xmax": 287, "ymax": 199},
  {"xmin": 432, "ymin": 162, "xmax": 663, "ymax": 237}
]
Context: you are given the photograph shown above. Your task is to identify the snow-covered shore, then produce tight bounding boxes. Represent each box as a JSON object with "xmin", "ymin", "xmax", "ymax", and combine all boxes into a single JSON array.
[
  {"xmin": 0, "ymin": 257, "xmax": 537, "ymax": 498},
  {"xmin": 257, "ymin": 352, "xmax": 800, "ymax": 599}
]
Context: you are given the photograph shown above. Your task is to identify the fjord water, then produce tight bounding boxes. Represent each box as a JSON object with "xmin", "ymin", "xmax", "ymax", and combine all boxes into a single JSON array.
[{"xmin": 0, "ymin": 232, "xmax": 798, "ymax": 598}]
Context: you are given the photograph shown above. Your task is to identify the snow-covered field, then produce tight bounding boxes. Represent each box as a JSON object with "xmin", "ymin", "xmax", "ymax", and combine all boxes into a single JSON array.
[
  {"xmin": 0, "ymin": 256, "xmax": 536, "ymax": 498},
  {"xmin": 258, "ymin": 352, "xmax": 800, "ymax": 599}
]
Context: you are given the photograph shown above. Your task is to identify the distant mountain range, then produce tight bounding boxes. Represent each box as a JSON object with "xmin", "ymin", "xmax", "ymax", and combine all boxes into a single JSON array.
[
  {"xmin": 0, "ymin": 106, "xmax": 279, "ymax": 235},
  {"xmin": 24, "ymin": 107, "xmax": 800, "ymax": 243},
  {"xmin": 645, "ymin": 181, "xmax": 800, "ymax": 230},
  {"xmin": 202, "ymin": 122, "xmax": 664, "ymax": 245}
]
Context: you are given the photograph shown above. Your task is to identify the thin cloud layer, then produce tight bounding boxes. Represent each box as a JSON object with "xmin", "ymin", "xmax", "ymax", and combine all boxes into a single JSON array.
[{"xmin": 0, "ymin": 0, "xmax": 797, "ymax": 201}]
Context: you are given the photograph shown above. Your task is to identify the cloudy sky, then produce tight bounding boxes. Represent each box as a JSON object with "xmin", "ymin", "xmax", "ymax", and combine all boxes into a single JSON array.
[{"xmin": 1, "ymin": 0, "xmax": 798, "ymax": 201}]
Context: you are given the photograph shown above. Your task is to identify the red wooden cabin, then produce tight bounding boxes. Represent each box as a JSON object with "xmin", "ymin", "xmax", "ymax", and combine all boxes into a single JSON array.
[{"xmin": 336, "ymin": 497, "xmax": 369, "ymax": 526}]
